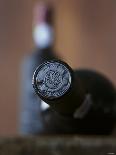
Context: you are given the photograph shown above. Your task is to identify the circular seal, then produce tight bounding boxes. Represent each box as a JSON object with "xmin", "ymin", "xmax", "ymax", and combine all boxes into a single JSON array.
[{"xmin": 32, "ymin": 60, "xmax": 72, "ymax": 100}]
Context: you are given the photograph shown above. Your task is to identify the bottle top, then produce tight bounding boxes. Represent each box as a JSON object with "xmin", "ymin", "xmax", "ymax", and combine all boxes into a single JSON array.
[
  {"xmin": 32, "ymin": 2, "xmax": 54, "ymax": 48},
  {"xmin": 32, "ymin": 60, "xmax": 72, "ymax": 100}
]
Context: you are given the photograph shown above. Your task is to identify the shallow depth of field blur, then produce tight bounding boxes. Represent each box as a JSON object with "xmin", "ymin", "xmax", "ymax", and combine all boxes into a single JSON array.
[{"xmin": 0, "ymin": 0, "xmax": 116, "ymax": 136}]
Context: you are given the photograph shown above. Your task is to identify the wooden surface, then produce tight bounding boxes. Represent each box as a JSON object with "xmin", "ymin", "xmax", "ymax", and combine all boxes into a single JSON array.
[{"xmin": 0, "ymin": 136, "xmax": 116, "ymax": 155}]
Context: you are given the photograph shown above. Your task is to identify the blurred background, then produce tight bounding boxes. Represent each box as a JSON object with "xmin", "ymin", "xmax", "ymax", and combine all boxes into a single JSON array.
[{"xmin": 0, "ymin": 0, "xmax": 116, "ymax": 136}]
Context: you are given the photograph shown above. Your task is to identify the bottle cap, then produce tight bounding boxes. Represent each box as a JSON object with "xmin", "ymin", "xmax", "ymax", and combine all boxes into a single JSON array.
[{"xmin": 32, "ymin": 60, "xmax": 72, "ymax": 100}]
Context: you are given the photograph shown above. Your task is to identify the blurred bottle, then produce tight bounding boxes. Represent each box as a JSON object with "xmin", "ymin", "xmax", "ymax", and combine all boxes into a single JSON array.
[
  {"xmin": 32, "ymin": 60, "xmax": 116, "ymax": 135},
  {"xmin": 19, "ymin": 2, "xmax": 58, "ymax": 135}
]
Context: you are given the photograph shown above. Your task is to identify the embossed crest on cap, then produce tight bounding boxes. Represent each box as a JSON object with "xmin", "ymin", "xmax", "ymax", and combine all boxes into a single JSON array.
[{"xmin": 32, "ymin": 60, "xmax": 72, "ymax": 99}]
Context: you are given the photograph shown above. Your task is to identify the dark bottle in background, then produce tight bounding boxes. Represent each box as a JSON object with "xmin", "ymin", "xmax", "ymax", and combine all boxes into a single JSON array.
[
  {"xmin": 19, "ymin": 2, "xmax": 58, "ymax": 135},
  {"xmin": 32, "ymin": 60, "xmax": 116, "ymax": 135}
]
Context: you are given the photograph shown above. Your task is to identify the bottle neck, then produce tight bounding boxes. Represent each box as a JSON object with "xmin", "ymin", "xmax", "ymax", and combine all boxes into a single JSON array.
[
  {"xmin": 36, "ymin": 45, "xmax": 53, "ymax": 52},
  {"xmin": 32, "ymin": 60, "xmax": 85, "ymax": 117},
  {"xmin": 34, "ymin": 45, "xmax": 56, "ymax": 62}
]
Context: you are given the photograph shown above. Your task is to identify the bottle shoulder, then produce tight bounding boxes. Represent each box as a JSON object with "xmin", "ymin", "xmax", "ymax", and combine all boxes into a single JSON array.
[
  {"xmin": 74, "ymin": 69, "xmax": 116, "ymax": 114},
  {"xmin": 75, "ymin": 69, "xmax": 116, "ymax": 94}
]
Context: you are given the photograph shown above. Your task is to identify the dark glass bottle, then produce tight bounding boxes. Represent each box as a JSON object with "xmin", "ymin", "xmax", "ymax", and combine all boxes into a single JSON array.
[{"xmin": 32, "ymin": 60, "xmax": 116, "ymax": 135}]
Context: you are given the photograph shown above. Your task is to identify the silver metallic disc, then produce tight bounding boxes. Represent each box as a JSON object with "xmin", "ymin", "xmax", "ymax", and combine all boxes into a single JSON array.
[{"xmin": 32, "ymin": 61, "xmax": 72, "ymax": 99}]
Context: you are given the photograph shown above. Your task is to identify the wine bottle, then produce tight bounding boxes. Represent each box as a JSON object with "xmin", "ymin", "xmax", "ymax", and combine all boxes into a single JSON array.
[
  {"xmin": 20, "ymin": 2, "xmax": 58, "ymax": 135},
  {"xmin": 32, "ymin": 60, "xmax": 116, "ymax": 135}
]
